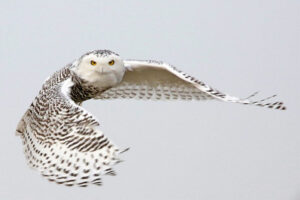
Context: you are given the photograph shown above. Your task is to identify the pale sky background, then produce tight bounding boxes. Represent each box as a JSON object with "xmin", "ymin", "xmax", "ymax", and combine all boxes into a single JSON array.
[{"xmin": 0, "ymin": 0, "xmax": 299, "ymax": 200}]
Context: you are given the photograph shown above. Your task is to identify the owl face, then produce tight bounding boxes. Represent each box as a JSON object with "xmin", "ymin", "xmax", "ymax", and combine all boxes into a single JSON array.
[{"xmin": 74, "ymin": 50, "xmax": 125, "ymax": 87}]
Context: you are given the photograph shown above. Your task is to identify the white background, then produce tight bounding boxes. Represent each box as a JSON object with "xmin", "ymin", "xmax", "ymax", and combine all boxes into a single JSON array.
[{"xmin": 0, "ymin": 0, "xmax": 299, "ymax": 199}]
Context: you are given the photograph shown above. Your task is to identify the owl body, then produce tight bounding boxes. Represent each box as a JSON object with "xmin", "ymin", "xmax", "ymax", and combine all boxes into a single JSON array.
[{"xmin": 16, "ymin": 50, "xmax": 285, "ymax": 187}]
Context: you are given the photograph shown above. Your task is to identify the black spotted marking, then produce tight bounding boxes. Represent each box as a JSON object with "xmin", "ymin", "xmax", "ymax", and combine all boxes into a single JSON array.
[{"xmin": 81, "ymin": 176, "xmax": 90, "ymax": 180}]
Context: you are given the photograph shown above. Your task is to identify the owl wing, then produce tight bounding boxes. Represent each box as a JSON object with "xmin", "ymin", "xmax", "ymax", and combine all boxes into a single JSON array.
[
  {"xmin": 96, "ymin": 59, "xmax": 286, "ymax": 110},
  {"xmin": 18, "ymin": 68, "xmax": 127, "ymax": 187}
]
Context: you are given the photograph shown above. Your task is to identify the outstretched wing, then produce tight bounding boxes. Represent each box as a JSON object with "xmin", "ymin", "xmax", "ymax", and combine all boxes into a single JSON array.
[
  {"xmin": 96, "ymin": 60, "xmax": 286, "ymax": 110},
  {"xmin": 18, "ymin": 68, "xmax": 127, "ymax": 187}
]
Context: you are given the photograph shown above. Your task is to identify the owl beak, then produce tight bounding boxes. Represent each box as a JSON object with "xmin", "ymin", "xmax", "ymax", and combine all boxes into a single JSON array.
[{"xmin": 96, "ymin": 66, "xmax": 104, "ymax": 73}]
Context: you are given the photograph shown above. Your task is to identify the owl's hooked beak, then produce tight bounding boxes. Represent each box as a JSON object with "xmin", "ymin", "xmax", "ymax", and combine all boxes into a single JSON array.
[{"xmin": 94, "ymin": 65, "xmax": 104, "ymax": 74}]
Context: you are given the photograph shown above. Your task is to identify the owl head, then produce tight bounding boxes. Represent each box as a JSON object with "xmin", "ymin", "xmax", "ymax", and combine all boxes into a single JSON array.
[{"xmin": 73, "ymin": 50, "xmax": 125, "ymax": 87}]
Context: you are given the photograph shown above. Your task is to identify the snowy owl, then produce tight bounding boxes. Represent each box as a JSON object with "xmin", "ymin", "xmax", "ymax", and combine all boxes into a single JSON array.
[{"xmin": 16, "ymin": 50, "xmax": 286, "ymax": 187}]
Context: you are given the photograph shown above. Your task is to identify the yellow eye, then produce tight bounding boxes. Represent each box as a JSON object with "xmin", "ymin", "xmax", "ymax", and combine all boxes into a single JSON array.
[
  {"xmin": 108, "ymin": 60, "xmax": 115, "ymax": 66},
  {"xmin": 90, "ymin": 60, "xmax": 97, "ymax": 66}
]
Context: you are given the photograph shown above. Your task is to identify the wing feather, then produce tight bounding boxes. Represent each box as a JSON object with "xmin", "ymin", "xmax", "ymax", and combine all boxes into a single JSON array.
[
  {"xmin": 96, "ymin": 59, "xmax": 286, "ymax": 110},
  {"xmin": 17, "ymin": 67, "xmax": 126, "ymax": 187}
]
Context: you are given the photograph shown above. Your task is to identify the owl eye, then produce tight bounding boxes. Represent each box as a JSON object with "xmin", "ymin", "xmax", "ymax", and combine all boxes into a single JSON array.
[
  {"xmin": 108, "ymin": 60, "xmax": 115, "ymax": 66},
  {"xmin": 90, "ymin": 60, "xmax": 97, "ymax": 66}
]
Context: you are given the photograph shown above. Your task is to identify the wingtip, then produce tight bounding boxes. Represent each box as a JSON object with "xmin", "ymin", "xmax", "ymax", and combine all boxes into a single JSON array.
[{"xmin": 241, "ymin": 93, "xmax": 287, "ymax": 111}]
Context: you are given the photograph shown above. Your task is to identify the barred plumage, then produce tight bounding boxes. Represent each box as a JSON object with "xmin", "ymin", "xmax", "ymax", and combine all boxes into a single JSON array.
[{"xmin": 16, "ymin": 50, "xmax": 286, "ymax": 187}]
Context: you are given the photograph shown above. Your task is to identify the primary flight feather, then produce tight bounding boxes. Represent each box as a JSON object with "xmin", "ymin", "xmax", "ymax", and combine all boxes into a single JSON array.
[{"xmin": 16, "ymin": 50, "xmax": 286, "ymax": 187}]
